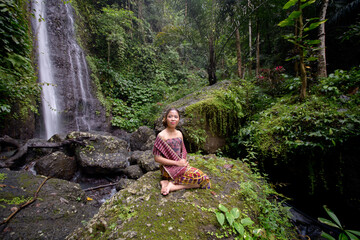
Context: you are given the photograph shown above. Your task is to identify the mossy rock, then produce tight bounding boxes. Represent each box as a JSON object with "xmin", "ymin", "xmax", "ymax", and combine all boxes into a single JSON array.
[
  {"xmin": 0, "ymin": 169, "xmax": 98, "ymax": 240},
  {"xmin": 155, "ymin": 80, "xmax": 245, "ymax": 153},
  {"xmin": 67, "ymin": 155, "xmax": 296, "ymax": 239}
]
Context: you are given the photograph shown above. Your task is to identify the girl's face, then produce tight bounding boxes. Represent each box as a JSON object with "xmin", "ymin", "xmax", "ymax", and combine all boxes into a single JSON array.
[{"xmin": 166, "ymin": 110, "xmax": 180, "ymax": 128}]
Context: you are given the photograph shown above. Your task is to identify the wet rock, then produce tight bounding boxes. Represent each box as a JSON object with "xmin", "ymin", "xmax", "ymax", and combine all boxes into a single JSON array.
[
  {"xmin": 130, "ymin": 126, "xmax": 156, "ymax": 151},
  {"xmin": 35, "ymin": 151, "xmax": 77, "ymax": 180},
  {"xmin": 125, "ymin": 165, "xmax": 144, "ymax": 179},
  {"xmin": 0, "ymin": 168, "xmax": 97, "ymax": 240},
  {"xmin": 24, "ymin": 138, "xmax": 53, "ymax": 164},
  {"xmin": 68, "ymin": 131, "xmax": 130, "ymax": 175},
  {"xmin": 131, "ymin": 150, "xmax": 159, "ymax": 172},
  {"xmin": 115, "ymin": 178, "xmax": 136, "ymax": 191}
]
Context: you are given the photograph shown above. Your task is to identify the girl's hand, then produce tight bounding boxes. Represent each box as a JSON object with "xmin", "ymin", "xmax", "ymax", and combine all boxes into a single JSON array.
[{"xmin": 177, "ymin": 159, "xmax": 188, "ymax": 167}]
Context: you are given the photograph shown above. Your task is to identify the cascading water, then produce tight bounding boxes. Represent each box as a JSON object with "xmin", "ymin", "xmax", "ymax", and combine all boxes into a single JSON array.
[
  {"xmin": 32, "ymin": 0, "xmax": 60, "ymax": 140},
  {"xmin": 32, "ymin": 0, "xmax": 107, "ymax": 139}
]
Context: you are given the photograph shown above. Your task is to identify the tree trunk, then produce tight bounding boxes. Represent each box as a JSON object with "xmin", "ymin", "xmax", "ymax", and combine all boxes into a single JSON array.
[
  {"xmin": 317, "ymin": 0, "xmax": 329, "ymax": 78},
  {"xmin": 208, "ymin": 34, "xmax": 217, "ymax": 85},
  {"xmin": 235, "ymin": 28, "xmax": 243, "ymax": 78},
  {"xmin": 248, "ymin": 18, "xmax": 252, "ymax": 78},
  {"xmin": 247, "ymin": 0, "xmax": 253, "ymax": 78},
  {"xmin": 256, "ymin": 20, "xmax": 260, "ymax": 77},
  {"xmin": 208, "ymin": 0, "xmax": 217, "ymax": 85},
  {"xmin": 298, "ymin": 0, "xmax": 307, "ymax": 100},
  {"xmin": 0, "ymin": 135, "xmax": 93, "ymax": 168},
  {"xmin": 138, "ymin": 0, "xmax": 145, "ymax": 43},
  {"xmin": 107, "ymin": 41, "xmax": 110, "ymax": 64},
  {"xmin": 294, "ymin": 18, "xmax": 299, "ymax": 77}
]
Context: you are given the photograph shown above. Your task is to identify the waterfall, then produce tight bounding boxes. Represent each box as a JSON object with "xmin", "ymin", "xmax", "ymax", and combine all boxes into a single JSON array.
[
  {"xmin": 32, "ymin": 0, "xmax": 107, "ymax": 140},
  {"xmin": 32, "ymin": 0, "xmax": 60, "ymax": 140},
  {"xmin": 65, "ymin": 4, "xmax": 92, "ymax": 132}
]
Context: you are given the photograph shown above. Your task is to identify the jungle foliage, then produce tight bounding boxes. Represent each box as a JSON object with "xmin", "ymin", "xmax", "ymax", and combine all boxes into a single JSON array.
[{"xmin": 0, "ymin": 0, "xmax": 40, "ymax": 121}]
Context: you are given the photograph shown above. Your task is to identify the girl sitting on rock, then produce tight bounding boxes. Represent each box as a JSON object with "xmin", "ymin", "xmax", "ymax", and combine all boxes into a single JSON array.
[{"xmin": 153, "ymin": 108, "xmax": 211, "ymax": 195}]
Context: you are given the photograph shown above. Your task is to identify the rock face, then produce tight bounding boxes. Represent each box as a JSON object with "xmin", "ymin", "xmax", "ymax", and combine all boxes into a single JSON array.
[
  {"xmin": 32, "ymin": 0, "xmax": 109, "ymax": 137},
  {"xmin": 67, "ymin": 155, "xmax": 297, "ymax": 239},
  {"xmin": 131, "ymin": 150, "xmax": 159, "ymax": 172},
  {"xmin": 130, "ymin": 126, "xmax": 156, "ymax": 151},
  {"xmin": 35, "ymin": 151, "xmax": 77, "ymax": 180},
  {"xmin": 0, "ymin": 168, "xmax": 98, "ymax": 240},
  {"xmin": 155, "ymin": 80, "xmax": 241, "ymax": 154},
  {"xmin": 68, "ymin": 131, "xmax": 130, "ymax": 175}
]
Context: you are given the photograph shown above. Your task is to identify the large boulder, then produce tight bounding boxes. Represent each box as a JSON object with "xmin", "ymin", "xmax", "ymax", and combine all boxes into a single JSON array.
[
  {"xmin": 67, "ymin": 131, "xmax": 130, "ymax": 175},
  {"xmin": 0, "ymin": 168, "xmax": 98, "ymax": 240},
  {"xmin": 124, "ymin": 165, "xmax": 144, "ymax": 179},
  {"xmin": 67, "ymin": 155, "xmax": 298, "ymax": 240},
  {"xmin": 131, "ymin": 150, "xmax": 159, "ymax": 173},
  {"xmin": 34, "ymin": 151, "xmax": 77, "ymax": 180},
  {"xmin": 130, "ymin": 126, "xmax": 156, "ymax": 151},
  {"xmin": 155, "ymin": 80, "xmax": 244, "ymax": 154}
]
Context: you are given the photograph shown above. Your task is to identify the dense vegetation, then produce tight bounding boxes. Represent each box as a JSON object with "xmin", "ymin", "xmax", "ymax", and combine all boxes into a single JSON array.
[
  {"xmin": 0, "ymin": 0, "xmax": 40, "ymax": 122},
  {"xmin": 1, "ymin": 0, "xmax": 359, "ymax": 235}
]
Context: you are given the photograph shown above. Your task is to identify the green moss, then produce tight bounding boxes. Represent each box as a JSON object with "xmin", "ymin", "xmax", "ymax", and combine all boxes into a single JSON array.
[
  {"xmin": 0, "ymin": 196, "xmax": 32, "ymax": 205},
  {"xmin": 69, "ymin": 155, "xmax": 296, "ymax": 239},
  {"xmin": 0, "ymin": 173, "xmax": 7, "ymax": 182},
  {"xmin": 182, "ymin": 83, "xmax": 246, "ymax": 152}
]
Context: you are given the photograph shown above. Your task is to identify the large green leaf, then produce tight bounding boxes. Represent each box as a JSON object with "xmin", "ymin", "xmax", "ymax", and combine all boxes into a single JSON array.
[
  {"xmin": 321, "ymin": 232, "xmax": 336, "ymax": 240},
  {"xmin": 216, "ymin": 212, "xmax": 225, "ymax": 226},
  {"xmin": 347, "ymin": 230, "xmax": 360, "ymax": 237},
  {"xmin": 318, "ymin": 217, "xmax": 340, "ymax": 228},
  {"xmin": 226, "ymin": 212, "xmax": 234, "ymax": 226},
  {"xmin": 345, "ymin": 230, "xmax": 360, "ymax": 240},
  {"xmin": 323, "ymin": 206, "xmax": 342, "ymax": 228},
  {"xmin": 241, "ymin": 217, "xmax": 254, "ymax": 227},
  {"xmin": 218, "ymin": 204, "xmax": 228, "ymax": 213},
  {"xmin": 304, "ymin": 20, "xmax": 327, "ymax": 32},
  {"xmin": 283, "ymin": 0, "xmax": 298, "ymax": 10},
  {"xmin": 230, "ymin": 208, "xmax": 240, "ymax": 219},
  {"xmin": 339, "ymin": 232, "xmax": 349, "ymax": 240},
  {"xmin": 300, "ymin": 0, "xmax": 316, "ymax": 9},
  {"xmin": 234, "ymin": 222, "xmax": 244, "ymax": 236},
  {"xmin": 278, "ymin": 11, "xmax": 302, "ymax": 27}
]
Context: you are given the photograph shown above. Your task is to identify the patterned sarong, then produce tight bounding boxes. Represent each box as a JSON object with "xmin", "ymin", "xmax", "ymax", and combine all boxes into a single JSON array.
[{"xmin": 153, "ymin": 136, "xmax": 211, "ymax": 189}]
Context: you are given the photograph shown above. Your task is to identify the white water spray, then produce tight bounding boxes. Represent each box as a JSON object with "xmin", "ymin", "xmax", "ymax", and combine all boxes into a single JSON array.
[
  {"xmin": 33, "ymin": 0, "xmax": 60, "ymax": 140},
  {"xmin": 65, "ymin": 4, "xmax": 92, "ymax": 131}
]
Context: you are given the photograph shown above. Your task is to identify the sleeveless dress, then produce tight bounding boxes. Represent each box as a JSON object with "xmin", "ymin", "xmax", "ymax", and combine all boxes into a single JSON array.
[{"xmin": 153, "ymin": 137, "xmax": 211, "ymax": 189}]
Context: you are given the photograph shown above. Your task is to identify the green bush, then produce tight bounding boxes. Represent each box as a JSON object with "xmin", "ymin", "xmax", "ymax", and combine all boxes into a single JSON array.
[{"xmin": 234, "ymin": 68, "xmax": 360, "ymax": 161}]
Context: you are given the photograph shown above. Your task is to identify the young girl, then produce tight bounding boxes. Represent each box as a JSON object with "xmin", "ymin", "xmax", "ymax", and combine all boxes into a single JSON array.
[{"xmin": 153, "ymin": 108, "xmax": 211, "ymax": 195}]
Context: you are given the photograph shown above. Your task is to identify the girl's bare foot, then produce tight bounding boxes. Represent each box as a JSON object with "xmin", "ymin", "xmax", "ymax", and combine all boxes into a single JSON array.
[
  {"xmin": 160, "ymin": 180, "xmax": 169, "ymax": 195},
  {"xmin": 164, "ymin": 181, "xmax": 174, "ymax": 195}
]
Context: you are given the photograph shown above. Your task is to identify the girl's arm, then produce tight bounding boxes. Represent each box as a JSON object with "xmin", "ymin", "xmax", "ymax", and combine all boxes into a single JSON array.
[{"xmin": 154, "ymin": 155, "xmax": 188, "ymax": 167}]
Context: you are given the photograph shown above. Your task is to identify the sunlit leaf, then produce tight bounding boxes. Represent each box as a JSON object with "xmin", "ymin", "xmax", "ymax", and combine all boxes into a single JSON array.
[
  {"xmin": 283, "ymin": 0, "xmax": 298, "ymax": 9},
  {"xmin": 241, "ymin": 217, "xmax": 254, "ymax": 227},
  {"xmin": 234, "ymin": 222, "xmax": 244, "ymax": 235},
  {"xmin": 216, "ymin": 212, "xmax": 225, "ymax": 226},
  {"xmin": 304, "ymin": 20, "xmax": 327, "ymax": 32},
  {"xmin": 230, "ymin": 208, "xmax": 240, "ymax": 219},
  {"xmin": 301, "ymin": 0, "xmax": 316, "ymax": 9},
  {"xmin": 218, "ymin": 204, "xmax": 228, "ymax": 213},
  {"xmin": 318, "ymin": 217, "xmax": 340, "ymax": 228},
  {"xmin": 226, "ymin": 212, "xmax": 234, "ymax": 226}
]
